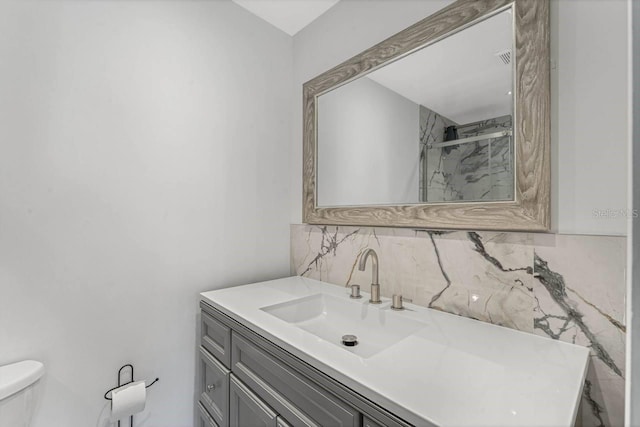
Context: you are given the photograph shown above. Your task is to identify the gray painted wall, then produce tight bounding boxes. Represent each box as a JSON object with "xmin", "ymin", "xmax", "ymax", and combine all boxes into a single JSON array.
[
  {"xmin": 0, "ymin": 1, "xmax": 292, "ymax": 425},
  {"xmin": 317, "ymin": 77, "xmax": 420, "ymax": 206}
]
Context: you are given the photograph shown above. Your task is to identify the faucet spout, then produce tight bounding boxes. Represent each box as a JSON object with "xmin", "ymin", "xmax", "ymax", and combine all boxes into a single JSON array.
[
  {"xmin": 358, "ymin": 248, "xmax": 379, "ymax": 284},
  {"xmin": 359, "ymin": 248, "xmax": 381, "ymax": 303}
]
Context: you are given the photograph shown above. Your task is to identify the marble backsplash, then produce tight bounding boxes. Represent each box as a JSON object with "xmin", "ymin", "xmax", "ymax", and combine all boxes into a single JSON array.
[{"xmin": 290, "ymin": 224, "xmax": 626, "ymax": 427}]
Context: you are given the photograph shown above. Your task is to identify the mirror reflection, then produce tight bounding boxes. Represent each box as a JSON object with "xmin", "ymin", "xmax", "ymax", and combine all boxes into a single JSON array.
[{"xmin": 316, "ymin": 8, "xmax": 514, "ymax": 207}]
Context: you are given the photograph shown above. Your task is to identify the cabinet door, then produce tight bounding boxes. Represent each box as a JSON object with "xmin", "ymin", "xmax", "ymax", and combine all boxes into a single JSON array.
[
  {"xmin": 199, "ymin": 347, "xmax": 230, "ymax": 427},
  {"xmin": 230, "ymin": 374, "xmax": 278, "ymax": 427}
]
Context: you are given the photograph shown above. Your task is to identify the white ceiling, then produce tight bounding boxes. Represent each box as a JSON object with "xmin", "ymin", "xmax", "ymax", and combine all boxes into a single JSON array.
[
  {"xmin": 232, "ymin": 0, "xmax": 340, "ymax": 36},
  {"xmin": 367, "ymin": 9, "xmax": 514, "ymax": 124}
]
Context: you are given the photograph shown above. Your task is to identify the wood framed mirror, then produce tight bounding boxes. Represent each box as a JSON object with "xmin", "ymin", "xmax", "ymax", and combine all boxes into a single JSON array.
[{"xmin": 303, "ymin": 0, "xmax": 549, "ymax": 231}]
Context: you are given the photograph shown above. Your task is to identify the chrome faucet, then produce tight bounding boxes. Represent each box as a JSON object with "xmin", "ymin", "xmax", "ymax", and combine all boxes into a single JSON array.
[{"xmin": 358, "ymin": 248, "xmax": 381, "ymax": 304}]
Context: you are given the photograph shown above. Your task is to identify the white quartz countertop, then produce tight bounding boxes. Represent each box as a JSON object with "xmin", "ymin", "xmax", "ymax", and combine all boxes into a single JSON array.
[{"xmin": 201, "ymin": 276, "xmax": 589, "ymax": 427}]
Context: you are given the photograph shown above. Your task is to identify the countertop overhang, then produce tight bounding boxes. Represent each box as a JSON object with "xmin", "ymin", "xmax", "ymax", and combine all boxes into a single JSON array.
[{"xmin": 201, "ymin": 276, "xmax": 589, "ymax": 427}]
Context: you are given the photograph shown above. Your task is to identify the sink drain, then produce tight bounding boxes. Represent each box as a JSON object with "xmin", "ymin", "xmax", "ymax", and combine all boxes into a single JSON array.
[{"xmin": 341, "ymin": 334, "xmax": 358, "ymax": 347}]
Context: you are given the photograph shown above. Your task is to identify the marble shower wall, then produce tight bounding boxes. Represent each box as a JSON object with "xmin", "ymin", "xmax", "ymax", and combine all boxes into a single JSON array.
[
  {"xmin": 290, "ymin": 224, "xmax": 626, "ymax": 427},
  {"xmin": 418, "ymin": 105, "xmax": 455, "ymax": 202},
  {"xmin": 423, "ymin": 114, "xmax": 514, "ymax": 203}
]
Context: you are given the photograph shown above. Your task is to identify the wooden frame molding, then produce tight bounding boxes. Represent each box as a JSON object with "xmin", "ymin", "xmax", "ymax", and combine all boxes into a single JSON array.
[{"xmin": 303, "ymin": 0, "xmax": 550, "ymax": 231}]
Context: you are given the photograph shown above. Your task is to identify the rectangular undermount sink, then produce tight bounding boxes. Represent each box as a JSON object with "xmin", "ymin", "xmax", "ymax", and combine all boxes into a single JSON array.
[{"xmin": 261, "ymin": 293, "xmax": 427, "ymax": 358}]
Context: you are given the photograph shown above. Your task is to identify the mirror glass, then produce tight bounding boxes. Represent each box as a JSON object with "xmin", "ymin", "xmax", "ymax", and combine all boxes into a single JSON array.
[{"xmin": 316, "ymin": 8, "xmax": 514, "ymax": 207}]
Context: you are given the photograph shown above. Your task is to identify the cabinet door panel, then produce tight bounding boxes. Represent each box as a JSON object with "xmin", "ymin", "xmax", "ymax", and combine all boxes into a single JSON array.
[
  {"xmin": 200, "ymin": 347, "xmax": 230, "ymax": 427},
  {"xmin": 230, "ymin": 374, "xmax": 277, "ymax": 427}
]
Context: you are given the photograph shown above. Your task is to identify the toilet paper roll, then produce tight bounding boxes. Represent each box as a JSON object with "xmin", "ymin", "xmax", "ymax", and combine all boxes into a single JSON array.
[{"xmin": 110, "ymin": 381, "xmax": 146, "ymax": 422}]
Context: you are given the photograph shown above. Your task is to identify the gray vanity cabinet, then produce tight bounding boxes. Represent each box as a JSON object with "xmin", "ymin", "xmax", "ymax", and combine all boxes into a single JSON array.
[{"xmin": 198, "ymin": 301, "xmax": 412, "ymax": 427}]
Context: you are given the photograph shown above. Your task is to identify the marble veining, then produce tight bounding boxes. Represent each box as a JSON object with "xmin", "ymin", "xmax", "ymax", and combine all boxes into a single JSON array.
[
  {"xmin": 534, "ymin": 254, "xmax": 621, "ymax": 377},
  {"xmin": 530, "ymin": 234, "xmax": 626, "ymax": 427},
  {"xmin": 290, "ymin": 224, "xmax": 626, "ymax": 427},
  {"xmin": 425, "ymin": 232, "xmax": 452, "ymax": 307}
]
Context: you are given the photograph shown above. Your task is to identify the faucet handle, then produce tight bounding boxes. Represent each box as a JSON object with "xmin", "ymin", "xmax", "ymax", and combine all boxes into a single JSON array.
[
  {"xmin": 350, "ymin": 284, "xmax": 362, "ymax": 299},
  {"xmin": 391, "ymin": 294, "xmax": 404, "ymax": 310}
]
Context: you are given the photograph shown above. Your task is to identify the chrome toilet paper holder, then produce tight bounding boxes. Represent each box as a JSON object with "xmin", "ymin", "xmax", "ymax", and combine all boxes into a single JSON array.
[{"xmin": 103, "ymin": 364, "xmax": 159, "ymax": 427}]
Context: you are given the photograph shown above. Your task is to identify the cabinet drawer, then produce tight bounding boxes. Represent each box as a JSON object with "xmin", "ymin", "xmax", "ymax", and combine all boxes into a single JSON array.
[
  {"xmin": 231, "ymin": 332, "xmax": 359, "ymax": 427},
  {"xmin": 201, "ymin": 309, "xmax": 232, "ymax": 368},
  {"xmin": 230, "ymin": 374, "xmax": 278, "ymax": 427},
  {"xmin": 198, "ymin": 402, "xmax": 219, "ymax": 427},
  {"xmin": 199, "ymin": 347, "xmax": 230, "ymax": 427}
]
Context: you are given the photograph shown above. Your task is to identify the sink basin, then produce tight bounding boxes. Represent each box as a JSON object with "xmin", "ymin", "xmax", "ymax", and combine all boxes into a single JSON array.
[{"xmin": 261, "ymin": 293, "xmax": 426, "ymax": 358}]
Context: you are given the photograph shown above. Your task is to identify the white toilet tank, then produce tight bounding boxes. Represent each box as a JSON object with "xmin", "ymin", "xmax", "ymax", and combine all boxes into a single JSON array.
[{"xmin": 0, "ymin": 360, "xmax": 45, "ymax": 427}]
